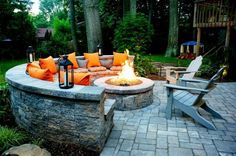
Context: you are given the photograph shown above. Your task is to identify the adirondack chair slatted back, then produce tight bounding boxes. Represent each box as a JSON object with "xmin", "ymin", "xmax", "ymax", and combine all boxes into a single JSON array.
[
  {"xmin": 204, "ymin": 67, "xmax": 225, "ymax": 90},
  {"xmin": 182, "ymin": 56, "xmax": 203, "ymax": 79},
  {"xmin": 192, "ymin": 67, "xmax": 225, "ymax": 106}
]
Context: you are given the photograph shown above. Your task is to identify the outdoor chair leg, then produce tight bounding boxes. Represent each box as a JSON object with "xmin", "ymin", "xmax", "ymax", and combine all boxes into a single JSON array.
[
  {"xmin": 166, "ymin": 89, "xmax": 174, "ymax": 120},
  {"xmin": 201, "ymin": 103, "xmax": 224, "ymax": 119},
  {"xmin": 185, "ymin": 108, "xmax": 216, "ymax": 130},
  {"xmin": 166, "ymin": 102, "xmax": 172, "ymax": 119}
]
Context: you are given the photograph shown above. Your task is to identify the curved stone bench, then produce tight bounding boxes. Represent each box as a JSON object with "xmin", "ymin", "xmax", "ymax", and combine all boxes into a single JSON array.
[{"xmin": 5, "ymin": 64, "xmax": 115, "ymax": 152}]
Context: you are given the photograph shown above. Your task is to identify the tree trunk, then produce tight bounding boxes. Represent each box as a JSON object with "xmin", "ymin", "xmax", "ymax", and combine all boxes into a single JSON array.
[
  {"xmin": 148, "ymin": 0, "xmax": 153, "ymax": 31},
  {"xmin": 82, "ymin": 0, "xmax": 102, "ymax": 52},
  {"xmin": 123, "ymin": 0, "xmax": 130, "ymax": 17},
  {"xmin": 123, "ymin": 0, "xmax": 136, "ymax": 17},
  {"xmin": 165, "ymin": 0, "xmax": 179, "ymax": 57},
  {"xmin": 130, "ymin": 0, "xmax": 136, "ymax": 16},
  {"xmin": 68, "ymin": 0, "xmax": 79, "ymax": 52}
]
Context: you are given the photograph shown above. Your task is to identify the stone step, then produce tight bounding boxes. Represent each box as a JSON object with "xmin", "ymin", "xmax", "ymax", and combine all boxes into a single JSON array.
[
  {"xmin": 151, "ymin": 62, "xmax": 176, "ymax": 77},
  {"xmin": 104, "ymin": 99, "xmax": 116, "ymax": 120}
]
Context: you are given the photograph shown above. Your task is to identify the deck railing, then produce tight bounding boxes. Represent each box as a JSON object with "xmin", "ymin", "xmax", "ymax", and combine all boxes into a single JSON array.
[{"xmin": 193, "ymin": 1, "xmax": 236, "ymax": 28}]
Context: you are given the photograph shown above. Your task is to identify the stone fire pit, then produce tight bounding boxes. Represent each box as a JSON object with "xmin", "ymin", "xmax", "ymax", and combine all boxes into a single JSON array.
[{"xmin": 94, "ymin": 76, "xmax": 154, "ymax": 110}]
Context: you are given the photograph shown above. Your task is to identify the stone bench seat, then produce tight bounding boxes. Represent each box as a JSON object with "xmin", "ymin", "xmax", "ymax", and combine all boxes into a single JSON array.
[
  {"xmin": 5, "ymin": 64, "xmax": 115, "ymax": 152},
  {"xmin": 74, "ymin": 55, "xmax": 134, "ymax": 82}
]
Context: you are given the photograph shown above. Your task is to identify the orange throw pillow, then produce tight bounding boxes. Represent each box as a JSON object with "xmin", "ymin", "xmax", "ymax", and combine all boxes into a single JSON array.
[
  {"xmin": 113, "ymin": 52, "xmax": 128, "ymax": 66},
  {"xmin": 28, "ymin": 67, "xmax": 54, "ymax": 81},
  {"xmin": 39, "ymin": 56, "xmax": 57, "ymax": 74},
  {"xmin": 26, "ymin": 61, "xmax": 40, "ymax": 73},
  {"xmin": 68, "ymin": 52, "xmax": 79, "ymax": 69},
  {"xmin": 74, "ymin": 73, "xmax": 90, "ymax": 86},
  {"xmin": 59, "ymin": 72, "xmax": 90, "ymax": 86},
  {"xmin": 84, "ymin": 53, "xmax": 101, "ymax": 67}
]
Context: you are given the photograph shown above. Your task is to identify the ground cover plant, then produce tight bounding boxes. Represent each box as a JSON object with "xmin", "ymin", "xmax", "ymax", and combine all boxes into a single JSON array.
[
  {"xmin": 0, "ymin": 84, "xmax": 11, "ymax": 125},
  {"xmin": 0, "ymin": 126, "xmax": 27, "ymax": 153}
]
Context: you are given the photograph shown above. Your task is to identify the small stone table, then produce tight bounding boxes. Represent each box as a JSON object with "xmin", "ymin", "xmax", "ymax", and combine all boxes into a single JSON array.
[{"xmin": 94, "ymin": 76, "xmax": 154, "ymax": 111}]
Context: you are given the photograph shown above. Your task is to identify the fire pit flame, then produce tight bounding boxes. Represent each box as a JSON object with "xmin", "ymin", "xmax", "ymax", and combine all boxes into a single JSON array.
[{"xmin": 106, "ymin": 60, "xmax": 142, "ymax": 86}]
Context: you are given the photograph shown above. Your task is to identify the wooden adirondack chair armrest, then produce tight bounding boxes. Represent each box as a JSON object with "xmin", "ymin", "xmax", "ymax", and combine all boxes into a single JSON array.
[
  {"xmin": 164, "ymin": 84, "xmax": 209, "ymax": 94},
  {"xmin": 174, "ymin": 70, "xmax": 197, "ymax": 74},
  {"xmin": 164, "ymin": 66, "xmax": 187, "ymax": 70},
  {"xmin": 179, "ymin": 78, "xmax": 209, "ymax": 84},
  {"xmin": 173, "ymin": 70, "xmax": 194, "ymax": 80}
]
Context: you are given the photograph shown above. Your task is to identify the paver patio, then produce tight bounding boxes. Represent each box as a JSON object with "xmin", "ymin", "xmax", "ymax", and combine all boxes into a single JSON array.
[{"xmin": 100, "ymin": 81, "xmax": 236, "ymax": 156}]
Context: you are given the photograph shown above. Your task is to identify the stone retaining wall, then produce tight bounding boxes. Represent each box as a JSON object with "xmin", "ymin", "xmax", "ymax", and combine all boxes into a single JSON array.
[{"xmin": 6, "ymin": 64, "xmax": 114, "ymax": 152}]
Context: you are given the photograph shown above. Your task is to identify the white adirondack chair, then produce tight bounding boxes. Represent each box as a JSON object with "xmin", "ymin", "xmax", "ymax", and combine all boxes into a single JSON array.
[
  {"xmin": 164, "ymin": 67, "xmax": 225, "ymax": 130},
  {"xmin": 165, "ymin": 56, "xmax": 203, "ymax": 84}
]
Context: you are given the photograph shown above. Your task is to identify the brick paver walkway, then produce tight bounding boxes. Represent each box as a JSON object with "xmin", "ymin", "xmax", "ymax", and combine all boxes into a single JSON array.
[{"xmin": 100, "ymin": 81, "xmax": 236, "ymax": 156}]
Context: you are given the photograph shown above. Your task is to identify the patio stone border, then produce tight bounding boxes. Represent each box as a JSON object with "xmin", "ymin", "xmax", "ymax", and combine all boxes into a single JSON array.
[{"xmin": 5, "ymin": 64, "xmax": 115, "ymax": 152}]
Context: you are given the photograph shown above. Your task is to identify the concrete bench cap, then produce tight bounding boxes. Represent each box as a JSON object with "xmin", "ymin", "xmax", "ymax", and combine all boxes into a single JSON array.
[{"xmin": 5, "ymin": 64, "xmax": 105, "ymax": 101}]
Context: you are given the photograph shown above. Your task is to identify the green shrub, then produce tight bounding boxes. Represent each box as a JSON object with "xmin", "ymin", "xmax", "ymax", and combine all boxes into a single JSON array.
[
  {"xmin": 196, "ymin": 57, "xmax": 219, "ymax": 78},
  {"xmin": 134, "ymin": 53, "xmax": 157, "ymax": 77},
  {"xmin": 0, "ymin": 83, "xmax": 10, "ymax": 118},
  {"xmin": 53, "ymin": 17, "xmax": 71, "ymax": 43},
  {"xmin": 37, "ymin": 40, "xmax": 73, "ymax": 58},
  {"xmin": 0, "ymin": 126, "xmax": 27, "ymax": 152},
  {"xmin": 37, "ymin": 17, "xmax": 74, "ymax": 57},
  {"xmin": 113, "ymin": 13, "xmax": 154, "ymax": 54}
]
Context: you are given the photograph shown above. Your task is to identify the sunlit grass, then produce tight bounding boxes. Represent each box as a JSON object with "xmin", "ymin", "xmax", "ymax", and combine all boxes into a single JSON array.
[
  {"xmin": 145, "ymin": 54, "xmax": 191, "ymax": 67},
  {"xmin": 0, "ymin": 59, "xmax": 25, "ymax": 83}
]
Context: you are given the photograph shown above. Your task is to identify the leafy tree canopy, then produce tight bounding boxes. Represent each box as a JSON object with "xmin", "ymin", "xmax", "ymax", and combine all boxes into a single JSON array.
[
  {"xmin": 0, "ymin": 0, "xmax": 36, "ymax": 59},
  {"xmin": 39, "ymin": 0, "xmax": 67, "ymax": 22}
]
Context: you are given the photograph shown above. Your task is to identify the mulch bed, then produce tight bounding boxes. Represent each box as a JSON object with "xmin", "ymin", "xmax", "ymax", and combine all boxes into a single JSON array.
[
  {"xmin": 42, "ymin": 141, "xmax": 99, "ymax": 156},
  {"xmin": 146, "ymin": 74, "xmax": 166, "ymax": 81}
]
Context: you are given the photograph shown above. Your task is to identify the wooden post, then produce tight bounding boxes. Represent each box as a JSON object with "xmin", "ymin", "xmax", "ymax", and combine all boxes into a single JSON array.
[
  {"xmin": 193, "ymin": 3, "xmax": 197, "ymax": 27},
  {"xmin": 225, "ymin": 25, "xmax": 230, "ymax": 48},
  {"xmin": 196, "ymin": 28, "xmax": 201, "ymax": 56},
  {"xmin": 203, "ymin": 4, "xmax": 206, "ymax": 27}
]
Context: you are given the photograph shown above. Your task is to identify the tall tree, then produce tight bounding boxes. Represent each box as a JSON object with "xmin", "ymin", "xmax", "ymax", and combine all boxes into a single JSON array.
[
  {"xmin": 82, "ymin": 0, "xmax": 102, "ymax": 52},
  {"xmin": 0, "ymin": 0, "xmax": 35, "ymax": 58},
  {"xmin": 148, "ymin": 0, "xmax": 153, "ymax": 24},
  {"xmin": 165, "ymin": 0, "xmax": 179, "ymax": 57},
  {"xmin": 123, "ymin": 0, "xmax": 130, "ymax": 17},
  {"xmin": 68, "ymin": 0, "xmax": 78, "ymax": 52},
  {"xmin": 130, "ymin": 0, "xmax": 137, "ymax": 16},
  {"xmin": 123, "ymin": 0, "xmax": 136, "ymax": 17},
  {"xmin": 39, "ymin": 0, "xmax": 66, "ymax": 21},
  {"xmin": 31, "ymin": 13, "xmax": 50, "ymax": 28}
]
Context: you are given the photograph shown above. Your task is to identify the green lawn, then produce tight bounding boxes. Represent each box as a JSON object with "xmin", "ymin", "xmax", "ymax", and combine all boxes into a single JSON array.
[
  {"xmin": 146, "ymin": 54, "xmax": 191, "ymax": 67},
  {"xmin": 0, "ymin": 59, "xmax": 26, "ymax": 84}
]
